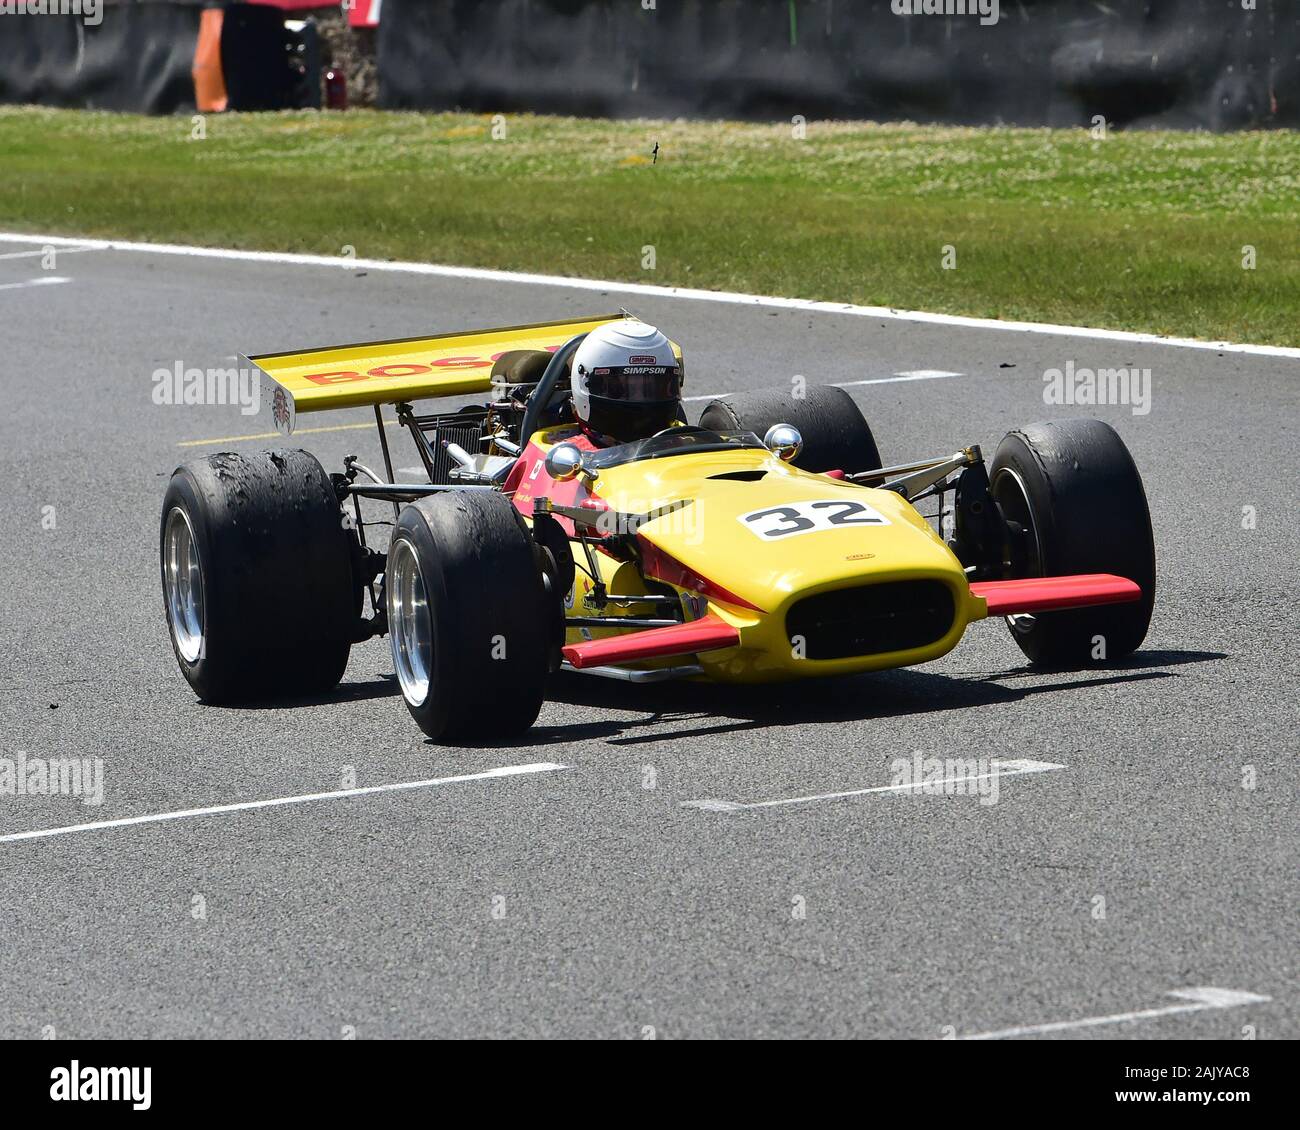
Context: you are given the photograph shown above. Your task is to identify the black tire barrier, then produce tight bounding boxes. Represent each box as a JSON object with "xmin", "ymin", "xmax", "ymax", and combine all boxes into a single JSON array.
[
  {"xmin": 0, "ymin": 0, "xmax": 203, "ymax": 114},
  {"xmin": 2, "ymin": 1, "xmax": 1294, "ymax": 125},
  {"xmin": 377, "ymin": 0, "xmax": 1299, "ymax": 129},
  {"xmin": 0, "ymin": 1, "xmax": 328, "ymax": 114}
]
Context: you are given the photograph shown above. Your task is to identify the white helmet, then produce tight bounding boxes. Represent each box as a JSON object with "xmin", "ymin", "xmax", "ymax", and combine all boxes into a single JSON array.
[{"xmin": 571, "ymin": 320, "xmax": 683, "ymax": 442}]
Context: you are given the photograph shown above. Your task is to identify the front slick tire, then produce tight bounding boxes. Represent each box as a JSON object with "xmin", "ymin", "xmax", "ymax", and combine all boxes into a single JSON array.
[
  {"xmin": 387, "ymin": 492, "xmax": 550, "ymax": 743},
  {"xmin": 989, "ymin": 419, "xmax": 1155, "ymax": 667}
]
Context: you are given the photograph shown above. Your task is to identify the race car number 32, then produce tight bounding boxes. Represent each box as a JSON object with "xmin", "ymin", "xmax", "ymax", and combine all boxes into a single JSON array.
[{"xmin": 738, "ymin": 499, "xmax": 891, "ymax": 539}]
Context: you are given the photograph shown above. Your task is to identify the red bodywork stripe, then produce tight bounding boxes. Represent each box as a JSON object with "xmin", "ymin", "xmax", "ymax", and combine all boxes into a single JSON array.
[
  {"xmin": 562, "ymin": 614, "xmax": 740, "ymax": 670},
  {"xmin": 637, "ymin": 535, "xmax": 765, "ymax": 613},
  {"xmin": 970, "ymin": 574, "xmax": 1142, "ymax": 615},
  {"xmin": 506, "ymin": 435, "xmax": 601, "ymax": 534}
]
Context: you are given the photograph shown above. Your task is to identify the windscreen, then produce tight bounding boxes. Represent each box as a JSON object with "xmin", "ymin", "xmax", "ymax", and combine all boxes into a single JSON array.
[{"xmin": 583, "ymin": 428, "xmax": 764, "ymax": 470}]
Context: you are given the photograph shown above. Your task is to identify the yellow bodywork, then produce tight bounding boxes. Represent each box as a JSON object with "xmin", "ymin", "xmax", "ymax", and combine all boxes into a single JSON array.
[{"xmin": 537, "ymin": 429, "xmax": 989, "ymax": 683}]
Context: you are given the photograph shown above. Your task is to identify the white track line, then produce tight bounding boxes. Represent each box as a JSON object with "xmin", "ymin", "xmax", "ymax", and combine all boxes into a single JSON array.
[
  {"xmin": 842, "ymin": 370, "xmax": 963, "ymax": 385},
  {"xmin": 0, "ymin": 246, "xmax": 97, "ymax": 261},
  {"xmin": 0, "ymin": 276, "xmax": 70, "ymax": 292},
  {"xmin": 682, "ymin": 370, "xmax": 964, "ymax": 403},
  {"xmin": 0, "ymin": 762, "xmax": 568, "ymax": 844},
  {"xmin": 960, "ymin": 987, "xmax": 1271, "ymax": 1041},
  {"xmin": 682, "ymin": 758, "xmax": 1063, "ymax": 812},
  {"xmin": 1, "ymin": 232, "xmax": 1296, "ymax": 359}
]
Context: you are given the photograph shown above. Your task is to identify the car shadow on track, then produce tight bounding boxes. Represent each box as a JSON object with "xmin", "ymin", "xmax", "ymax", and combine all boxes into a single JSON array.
[
  {"xmin": 969, "ymin": 649, "xmax": 1227, "ymax": 681},
  {"xmin": 199, "ymin": 651, "xmax": 1226, "ymax": 747},
  {"xmin": 542, "ymin": 649, "xmax": 1228, "ymax": 746},
  {"xmin": 206, "ymin": 676, "xmax": 400, "ymax": 710}
]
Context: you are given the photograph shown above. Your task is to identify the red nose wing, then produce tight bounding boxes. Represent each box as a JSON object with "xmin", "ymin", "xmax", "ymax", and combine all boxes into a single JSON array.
[
  {"xmin": 562, "ymin": 614, "xmax": 740, "ymax": 670},
  {"xmin": 970, "ymin": 574, "xmax": 1142, "ymax": 616}
]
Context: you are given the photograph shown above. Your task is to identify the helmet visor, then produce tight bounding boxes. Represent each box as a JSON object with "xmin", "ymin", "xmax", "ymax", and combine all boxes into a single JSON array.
[{"xmin": 585, "ymin": 364, "xmax": 681, "ymax": 403}]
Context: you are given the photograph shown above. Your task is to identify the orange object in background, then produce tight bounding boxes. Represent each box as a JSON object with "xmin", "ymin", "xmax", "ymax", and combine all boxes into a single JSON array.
[{"xmin": 192, "ymin": 8, "xmax": 228, "ymax": 112}]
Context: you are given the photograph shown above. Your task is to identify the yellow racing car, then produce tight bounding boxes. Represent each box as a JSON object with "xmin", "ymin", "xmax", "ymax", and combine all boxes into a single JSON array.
[{"xmin": 160, "ymin": 314, "xmax": 1155, "ymax": 741}]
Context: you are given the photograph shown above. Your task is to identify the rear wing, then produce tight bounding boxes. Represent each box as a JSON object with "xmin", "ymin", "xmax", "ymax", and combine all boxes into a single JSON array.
[{"xmin": 244, "ymin": 313, "xmax": 625, "ymax": 434}]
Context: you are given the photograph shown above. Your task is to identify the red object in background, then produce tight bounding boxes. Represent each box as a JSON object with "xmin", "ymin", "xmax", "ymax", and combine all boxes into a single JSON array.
[
  {"xmin": 242, "ymin": 0, "xmax": 381, "ymax": 26},
  {"xmin": 348, "ymin": 0, "xmax": 382, "ymax": 28},
  {"xmin": 325, "ymin": 66, "xmax": 347, "ymax": 110}
]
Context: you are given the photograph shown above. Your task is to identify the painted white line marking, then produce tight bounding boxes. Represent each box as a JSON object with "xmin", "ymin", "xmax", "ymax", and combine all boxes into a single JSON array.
[
  {"xmin": 682, "ymin": 370, "xmax": 965, "ymax": 403},
  {"xmin": 0, "ymin": 762, "xmax": 568, "ymax": 844},
  {"xmin": 0, "ymin": 246, "xmax": 97, "ymax": 261},
  {"xmin": 960, "ymin": 987, "xmax": 1271, "ymax": 1041},
  {"xmin": 1, "ymin": 232, "xmax": 1295, "ymax": 359},
  {"xmin": 0, "ymin": 276, "xmax": 70, "ymax": 292},
  {"xmin": 682, "ymin": 758, "xmax": 1064, "ymax": 812},
  {"xmin": 839, "ymin": 370, "xmax": 963, "ymax": 385}
]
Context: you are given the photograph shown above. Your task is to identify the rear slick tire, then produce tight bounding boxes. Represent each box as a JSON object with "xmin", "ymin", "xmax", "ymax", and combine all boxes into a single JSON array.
[
  {"xmin": 699, "ymin": 384, "xmax": 882, "ymax": 474},
  {"xmin": 160, "ymin": 449, "xmax": 358, "ymax": 702}
]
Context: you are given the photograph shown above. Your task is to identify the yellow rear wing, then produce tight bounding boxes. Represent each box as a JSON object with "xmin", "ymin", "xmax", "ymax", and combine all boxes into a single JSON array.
[{"xmin": 245, "ymin": 314, "xmax": 625, "ymax": 434}]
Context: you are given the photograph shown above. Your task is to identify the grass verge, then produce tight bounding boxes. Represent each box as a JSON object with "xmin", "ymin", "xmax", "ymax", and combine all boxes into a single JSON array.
[{"xmin": 2, "ymin": 107, "xmax": 1298, "ymax": 346}]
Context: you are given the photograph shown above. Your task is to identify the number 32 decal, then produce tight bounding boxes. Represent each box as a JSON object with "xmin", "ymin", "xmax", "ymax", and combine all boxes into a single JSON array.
[{"xmin": 738, "ymin": 499, "xmax": 891, "ymax": 539}]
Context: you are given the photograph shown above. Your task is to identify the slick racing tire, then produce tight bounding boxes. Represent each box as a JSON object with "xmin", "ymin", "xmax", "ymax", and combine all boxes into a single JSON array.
[
  {"xmin": 989, "ymin": 419, "xmax": 1155, "ymax": 667},
  {"xmin": 699, "ymin": 384, "xmax": 882, "ymax": 474},
  {"xmin": 387, "ymin": 492, "xmax": 551, "ymax": 743},
  {"xmin": 160, "ymin": 449, "xmax": 359, "ymax": 703}
]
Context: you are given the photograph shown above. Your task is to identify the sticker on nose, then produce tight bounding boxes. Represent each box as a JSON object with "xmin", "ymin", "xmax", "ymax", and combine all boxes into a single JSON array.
[{"xmin": 739, "ymin": 499, "xmax": 891, "ymax": 539}]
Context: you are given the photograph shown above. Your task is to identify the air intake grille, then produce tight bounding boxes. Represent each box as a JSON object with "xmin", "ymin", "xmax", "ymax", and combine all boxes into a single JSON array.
[{"xmin": 786, "ymin": 581, "xmax": 955, "ymax": 660}]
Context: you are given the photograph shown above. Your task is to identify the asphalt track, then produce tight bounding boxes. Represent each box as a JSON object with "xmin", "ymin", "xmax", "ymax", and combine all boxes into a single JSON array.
[{"xmin": 0, "ymin": 238, "xmax": 1295, "ymax": 1039}]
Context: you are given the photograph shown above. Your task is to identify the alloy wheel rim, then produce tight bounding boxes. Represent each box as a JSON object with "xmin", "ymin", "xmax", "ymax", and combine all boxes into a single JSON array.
[
  {"xmin": 990, "ymin": 465, "xmax": 1043, "ymax": 633},
  {"xmin": 164, "ymin": 506, "xmax": 205, "ymax": 663},
  {"xmin": 387, "ymin": 537, "xmax": 433, "ymax": 707}
]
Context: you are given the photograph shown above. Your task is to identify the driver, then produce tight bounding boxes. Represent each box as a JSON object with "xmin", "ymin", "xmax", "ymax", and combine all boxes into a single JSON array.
[{"xmin": 570, "ymin": 320, "xmax": 683, "ymax": 446}]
